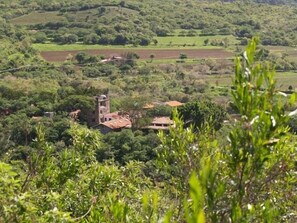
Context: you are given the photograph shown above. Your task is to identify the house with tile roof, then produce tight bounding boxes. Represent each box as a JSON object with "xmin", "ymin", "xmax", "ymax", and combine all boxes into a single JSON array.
[
  {"xmin": 164, "ymin": 101, "xmax": 183, "ymax": 107},
  {"xmin": 143, "ymin": 117, "xmax": 174, "ymax": 131},
  {"xmin": 96, "ymin": 117, "xmax": 132, "ymax": 134}
]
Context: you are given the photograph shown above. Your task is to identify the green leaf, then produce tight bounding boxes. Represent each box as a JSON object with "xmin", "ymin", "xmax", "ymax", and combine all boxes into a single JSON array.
[
  {"xmin": 289, "ymin": 92, "xmax": 296, "ymax": 105},
  {"xmin": 196, "ymin": 210, "xmax": 205, "ymax": 223}
]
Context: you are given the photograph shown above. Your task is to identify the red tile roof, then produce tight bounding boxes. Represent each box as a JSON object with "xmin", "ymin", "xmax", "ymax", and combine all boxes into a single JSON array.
[
  {"xmin": 104, "ymin": 112, "xmax": 121, "ymax": 119},
  {"xmin": 143, "ymin": 103, "xmax": 155, "ymax": 109},
  {"xmin": 69, "ymin": 109, "xmax": 81, "ymax": 119},
  {"xmin": 165, "ymin": 101, "xmax": 183, "ymax": 107},
  {"xmin": 31, "ymin": 116, "xmax": 42, "ymax": 121},
  {"xmin": 101, "ymin": 118, "xmax": 131, "ymax": 129},
  {"xmin": 145, "ymin": 117, "xmax": 174, "ymax": 130},
  {"xmin": 151, "ymin": 117, "xmax": 174, "ymax": 125}
]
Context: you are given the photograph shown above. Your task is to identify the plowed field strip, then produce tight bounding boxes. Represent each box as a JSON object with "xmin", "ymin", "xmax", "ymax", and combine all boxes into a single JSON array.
[{"xmin": 40, "ymin": 49, "xmax": 233, "ymax": 62}]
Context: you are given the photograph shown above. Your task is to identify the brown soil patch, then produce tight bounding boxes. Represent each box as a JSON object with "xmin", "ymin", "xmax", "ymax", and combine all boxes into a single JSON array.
[{"xmin": 40, "ymin": 49, "xmax": 233, "ymax": 62}]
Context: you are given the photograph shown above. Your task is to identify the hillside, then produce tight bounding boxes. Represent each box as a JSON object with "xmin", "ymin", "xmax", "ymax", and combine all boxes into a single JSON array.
[
  {"xmin": 1, "ymin": 0, "xmax": 297, "ymax": 46},
  {"xmin": 0, "ymin": 1, "xmax": 297, "ymax": 222}
]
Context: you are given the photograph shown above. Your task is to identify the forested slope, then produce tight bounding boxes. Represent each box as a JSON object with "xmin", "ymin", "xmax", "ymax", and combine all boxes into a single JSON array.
[{"xmin": 1, "ymin": 0, "xmax": 297, "ymax": 46}]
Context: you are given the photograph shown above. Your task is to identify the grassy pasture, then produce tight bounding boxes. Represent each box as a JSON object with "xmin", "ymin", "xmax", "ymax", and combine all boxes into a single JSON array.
[
  {"xmin": 266, "ymin": 46, "xmax": 297, "ymax": 61},
  {"xmin": 266, "ymin": 46, "xmax": 296, "ymax": 52},
  {"xmin": 64, "ymin": 9, "xmax": 97, "ymax": 22},
  {"xmin": 68, "ymin": 6, "xmax": 138, "ymax": 20},
  {"xmin": 31, "ymin": 29, "xmax": 239, "ymax": 52},
  {"xmin": 32, "ymin": 41, "xmax": 232, "ymax": 51},
  {"xmin": 104, "ymin": 6, "xmax": 139, "ymax": 14},
  {"xmin": 287, "ymin": 51, "xmax": 297, "ymax": 62},
  {"xmin": 203, "ymin": 71, "xmax": 297, "ymax": 91},
  {"xmin": 32, "ymin": 43, "xmax": 225, "ymax": 51},
  {"xmin": 202, "ymin": 74, "xmax": 233, "ymax": 87},
  {"xmin": 154, "ymin": 35, "xmax": 239, "ymax": 47},
  {"xmin": 10, "ymin": 6, "xmax": 138, "ymax": 25},
  {"xmin": 10, "ymin": 11, "xmax": 66, "ymax": 25},
  {"xmin": 275, "ymin": 72, "xmax": 297, "ymax": 90}
]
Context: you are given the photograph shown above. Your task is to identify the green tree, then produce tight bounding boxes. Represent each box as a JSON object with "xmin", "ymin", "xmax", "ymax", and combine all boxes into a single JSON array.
[
  {"xmin": 101, "ymin": 129, "xmax": 159, "ymax": 165},
  {"xmin": 147, "ymin": 105, "xmax": 172, "ymax": 117},
  {"xmin": 75, "ymin": 52, "xmax": 89, "ymax": 64},
  {"xmin": 33, "ymin": 32, "xmax": 47, "ymax": 43},
  {"xmin": 179, "ymin": 53, "xmax": 187, "ymax": 60},
  {"xmin": 66, "ymin": 34, "xmax": 78, "ymax": 44},
  {"xmin": 98, "ymin": 6, "xmax": 106, "ymax": 15},
  {"xmin": 177, "ymin": 100, "xmax": 226, "ymax": 130},
  {"xmin": 120, "ymin": 96, "xmax": 151, "ymax": 130},
  {"xmin": 56, "ymin": 95, "xmax": 94, "ymax": 124},
  {"xmin": 83, "ymin": 33, "xmax": 99, "ymax": 44},
  {"xmin": 160, "ymin": 38, "xmax": 297, "ymax": 222},
  {"xmin": 119, "ymin": 52, "xmax": 139, "ymax": 72},
  {"xmin": 157, "ymin": 110, "xmax": 220, "ymax": 220},
  {"xmin": 0, "ymin": 124, "xmax": 160, "ymax": 222},
  {"xmin": 223, "ymin": 38, "xmax": 297, "ymax": 221},
  {"xmin": 150, "ymin": 53, "xmax": 155, "ymax": 62}
]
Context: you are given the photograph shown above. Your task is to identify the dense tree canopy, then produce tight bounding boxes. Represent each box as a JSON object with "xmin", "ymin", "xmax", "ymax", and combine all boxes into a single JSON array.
[{"xmin": 177, "ymin": 100, "xmax": 226, "ymax": 130}]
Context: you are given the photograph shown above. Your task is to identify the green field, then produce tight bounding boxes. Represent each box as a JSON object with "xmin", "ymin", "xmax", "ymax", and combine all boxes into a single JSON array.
[
  {"xmin": 266, "ymin": 46, "xmax": 297, "ymax": 61},
  {"xmin": 28, "ymin": 20, "xmax": 241, "ymax": 51},
  {"xmin": 275, "ymin": 72, "xmax": 297, "ymax": 90},
  {"xmin": 154, "ymin": 35, "xmax": 239, "ymax": 47},
  {"xmin": 11, "ymin": 11, "xmax": 66, "ymax": 25},
  {"xmin": 204, "ymin": 71, "xmax": 297, "ymax": 91},
  {"xmin": 266, "ymin": 46, "xmax": 297, "ymax": 52},
  {"xmin": 32, "ymin": 31, "xmax": 237, "ymax": 52},
  {"xmin": 32, "ymin": 42, "xmax": 224, "ymax": 51}
]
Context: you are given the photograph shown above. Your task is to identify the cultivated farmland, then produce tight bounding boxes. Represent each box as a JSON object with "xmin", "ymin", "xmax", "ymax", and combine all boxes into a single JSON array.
[{"xmin": 40, "ymin": 49, "xmax": 233, "ymax": 62}]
